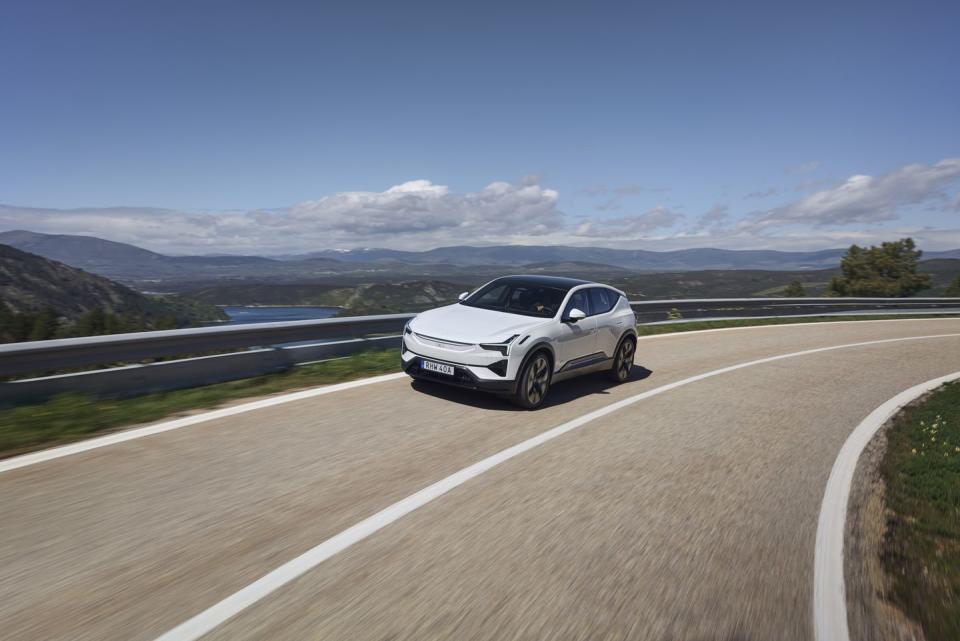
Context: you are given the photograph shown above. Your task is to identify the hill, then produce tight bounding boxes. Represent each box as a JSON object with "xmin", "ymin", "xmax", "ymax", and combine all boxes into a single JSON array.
[
  {"xmin": 0, "ymin": 230, "xmax": 284, "ymax": 280},
  {"xmin": 610, "ymin": 258, "xmax": 960, "ymax": 300},
  {"xmin": 300, "ymin": 245, "xmax": 960, "ymax": 271},
  {"xmin": 190, "ymin": 280, "xmax": 465, "ymax": 316},
  {"xmin": 295, "ymin": 245, "xmax": 853, "ymax": 270},
  {"xmin": 10, "ymin": 229, "xmax": 960, "ymax": 281},
  {"xmin": 0, "ymin": 244, "xmax": 226, "ymax": 327},
  {"xmin": 185, "ymin": 259, "xmax": 960, "ymax": 313}
]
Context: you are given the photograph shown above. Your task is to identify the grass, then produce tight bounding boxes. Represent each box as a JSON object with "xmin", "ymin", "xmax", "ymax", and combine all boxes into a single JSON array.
[
  {"xmin": 2, "ymin": 313, "xmax": 959, "ymax": 459},
  {"xmin": 879, "ymin": 380, "xmax": 960, "ymax": 640}
]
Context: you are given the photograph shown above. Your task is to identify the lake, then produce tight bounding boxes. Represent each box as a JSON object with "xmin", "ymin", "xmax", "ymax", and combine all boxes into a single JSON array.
[{"xmin": 221, "ymin": 306, "xmax": 341, "ymax": 324}]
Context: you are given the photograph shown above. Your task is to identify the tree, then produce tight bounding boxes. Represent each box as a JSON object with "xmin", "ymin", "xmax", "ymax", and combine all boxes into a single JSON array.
[
  {"xmin": 28, "ymin": 306, "xmax": 60, "ymax": 341},
  {"xmin": 76, "ymin": 308, "xmax": 107, "ymax": 335},
  {"xmin": 946, "ymin": 275, "xmax": 960, "ymax": 297},
  {"xmin": 0, "ymin": 303, "xmax": 17, "ymax": 342},
  {"xmin": 828, "ymin": 238, "xmax": 931, "ymax": 297},
  {"xmin": 784, "ymin": 280, "xmax": 806, "ymax": 297},
  {"xmin": 154, "ymin": 314, "xmax": 179, "ymax": 330}
]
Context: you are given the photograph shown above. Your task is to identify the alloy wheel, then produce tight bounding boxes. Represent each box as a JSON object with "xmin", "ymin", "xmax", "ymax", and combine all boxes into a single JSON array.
[{"xmin": 525, "ymin": 354, "xmax": 550, "ymax": 405}]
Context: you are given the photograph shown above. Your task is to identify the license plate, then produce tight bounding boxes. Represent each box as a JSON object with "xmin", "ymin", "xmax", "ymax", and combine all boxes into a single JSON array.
[{"xmin": 421, "ymin": 359, "xmax": 454, "ymax": 376}]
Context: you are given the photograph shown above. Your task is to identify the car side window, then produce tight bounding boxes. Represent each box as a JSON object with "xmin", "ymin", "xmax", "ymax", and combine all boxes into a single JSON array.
[
  {"xmin": 563, "ymin": 289, "xmax": 591, "ymax": 318},
  {"xmin": 588, "ymin": 288, "xmax": 617, "ymax": 315}
]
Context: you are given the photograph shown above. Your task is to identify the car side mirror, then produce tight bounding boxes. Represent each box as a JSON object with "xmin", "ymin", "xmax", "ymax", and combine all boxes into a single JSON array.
[
  {"xmin": 565, "ymin": 308, "xmax": 586, "ymax": 323},
  {"xmin": 458, "ymin": 292, "xmax": 469, "ymax": 301}
]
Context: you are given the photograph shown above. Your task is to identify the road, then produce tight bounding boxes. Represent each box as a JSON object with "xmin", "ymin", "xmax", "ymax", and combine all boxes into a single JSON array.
[{"xmin": 1, "ymin": 318, "xmax": 959, "ymax": 641}]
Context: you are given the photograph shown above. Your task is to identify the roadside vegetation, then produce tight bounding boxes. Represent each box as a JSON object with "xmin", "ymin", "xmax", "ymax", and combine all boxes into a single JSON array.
[
  {"xmin": 829, "ymin": 238, "xmax": 932, "ymax": 297},
  {"xmin": 0, "ymin": 349, "xmax": 400, "ymax": 457},
  {"xmin": 783, "ymin": 279, "xmax": 806, "ymax": 297},
  {"xmin": 880, "ymin": 380, "xmax": 960, "ymax": 640},
  {"xmin": 0, "ymin": 304, "xmax": 182, "ymax": 343},
  {"xmin": 3, "ymin": 313, "xmax": 960, "ymax": 459},
  {"xmin": 947, "ymin": 275, "xmax": 960, "ymax": 297}
]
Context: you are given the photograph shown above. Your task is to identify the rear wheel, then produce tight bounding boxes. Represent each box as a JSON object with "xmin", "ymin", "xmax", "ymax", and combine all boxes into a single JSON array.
[
  {"xmin": 608, "ymin": 336, "xmax": 635, "ymax": 382},
  {"xmin": 511, "ymin": 351, "xmax": 552, "ymax": 409}
]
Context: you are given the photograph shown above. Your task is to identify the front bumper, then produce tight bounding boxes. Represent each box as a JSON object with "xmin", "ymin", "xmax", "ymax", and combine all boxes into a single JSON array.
[{"xmin": 401, "ymin": 350, "xmax": 516, "ymax": 393}]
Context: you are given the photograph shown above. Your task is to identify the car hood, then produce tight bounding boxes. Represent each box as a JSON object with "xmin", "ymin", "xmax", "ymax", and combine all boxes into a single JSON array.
[{"xmin": 410, "ymin": 303, "xmax": 551, "ymax": 343}]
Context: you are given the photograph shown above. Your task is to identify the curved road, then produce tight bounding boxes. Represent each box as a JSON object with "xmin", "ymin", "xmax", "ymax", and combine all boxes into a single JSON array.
[{"xmin": 2, "ymin": 318, "xmax": 959, "ymax": 641}]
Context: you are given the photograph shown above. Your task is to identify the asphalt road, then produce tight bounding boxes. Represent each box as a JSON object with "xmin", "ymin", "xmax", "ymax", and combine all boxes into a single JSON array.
[{"xmin": 2, "ymin": 318, "xmax": 959, "ymax": 641}]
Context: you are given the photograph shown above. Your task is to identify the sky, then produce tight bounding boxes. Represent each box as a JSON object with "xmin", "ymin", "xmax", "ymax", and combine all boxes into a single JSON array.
[{"xmin": 1, "ymin": 0, "xmax": 959, "ymax": 254}]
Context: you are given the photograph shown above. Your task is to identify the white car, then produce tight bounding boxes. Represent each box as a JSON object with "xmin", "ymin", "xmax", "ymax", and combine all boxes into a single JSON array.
[{"xmin": 401, "ymin": 275, "xmax": 637, "ymax": 409}]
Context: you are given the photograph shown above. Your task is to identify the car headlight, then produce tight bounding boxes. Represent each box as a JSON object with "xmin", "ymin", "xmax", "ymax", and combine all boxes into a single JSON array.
[
  {"xmin": 479, "ymin": 334, "xmax": 519, "ymax": 355},
  {"xmin": 403, "ymin": 319, "xmax": 413, "ymax": 335}
]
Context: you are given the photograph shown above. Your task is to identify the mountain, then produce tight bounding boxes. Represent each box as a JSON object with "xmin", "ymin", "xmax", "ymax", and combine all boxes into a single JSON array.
[
  {"xmin": 297, "ymin": 245, "xmax": 853, "ymax": 270},
  {"xmin": 0, "ymin": 230, "xmax": 284, "ymax": 280},
  {"xmin": 3, "ymin": 230, "xmax": 959, "ymax": 285},
  {"xmin": 0, "ymin": 244, "xmax": 226, "ymax": 324},
  {"xmin": 303, "ymin": 245, "xmax": 960, "ymax": 270},
  {"xmin": 189, "ymin": 280, "xmax": 466, "ymax": 315},
  {"xmin": 0, "ymin": 229, "xmax": 165, "ymax": 264},
  {"xmin": 185, "ymin": 259, "xmax": 960, "ymax": 311}
]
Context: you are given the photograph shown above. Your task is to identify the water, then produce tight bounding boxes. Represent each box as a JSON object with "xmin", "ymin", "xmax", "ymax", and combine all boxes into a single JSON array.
[{"xmin": 221, "ymin": 306, "xmax": 341, "ymax": 324}]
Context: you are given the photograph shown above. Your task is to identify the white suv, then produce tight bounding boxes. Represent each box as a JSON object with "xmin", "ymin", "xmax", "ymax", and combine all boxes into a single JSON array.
[{"xmin": 401, "ymin": 275, "xmax": 637, "ymax": 409}]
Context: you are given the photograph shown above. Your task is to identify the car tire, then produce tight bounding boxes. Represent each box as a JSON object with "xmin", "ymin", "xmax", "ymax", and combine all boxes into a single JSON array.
[
  {"xmin": 511, "ymin": 350, "xmax": 552, "ymax": 409},
  {"xmin": 608, "ymin": 336, "xmax": 635, "ymax": 383}
]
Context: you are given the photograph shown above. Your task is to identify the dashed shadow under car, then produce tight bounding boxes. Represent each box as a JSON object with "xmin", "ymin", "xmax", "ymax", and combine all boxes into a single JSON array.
[{"xmin": 408, "ymin": 364, "xmax": 654, "ymax": 411}]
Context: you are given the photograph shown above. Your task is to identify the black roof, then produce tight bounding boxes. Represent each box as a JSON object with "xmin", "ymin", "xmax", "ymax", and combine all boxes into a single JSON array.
[{"xmin": 492, "ymin": 274, "xmax": 594, "ymax": 290}]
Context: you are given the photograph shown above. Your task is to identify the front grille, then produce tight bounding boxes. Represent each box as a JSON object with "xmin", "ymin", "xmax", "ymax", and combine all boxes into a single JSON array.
[{"xmin": 414, "ymin": 332, "xmax": 474, "ymax": 352}]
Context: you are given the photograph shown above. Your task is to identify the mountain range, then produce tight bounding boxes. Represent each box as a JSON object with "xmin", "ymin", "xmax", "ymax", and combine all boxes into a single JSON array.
[
  {"xmin": 4, "ymin": 230, "xmax": 958, "ymax": 286},
  {"xmin": 0, "ymin": 243, "xmax": 226, "ymax": 324}
]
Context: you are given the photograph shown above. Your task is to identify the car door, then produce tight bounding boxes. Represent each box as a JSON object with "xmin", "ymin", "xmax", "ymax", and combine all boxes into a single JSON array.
[
  {"xmin": 555, "ymin": 288, "xmax": 597, "ymax": 368},
  {"xmin": 588, "ymin": 287, "xmax": 623, "ymax": 357}
]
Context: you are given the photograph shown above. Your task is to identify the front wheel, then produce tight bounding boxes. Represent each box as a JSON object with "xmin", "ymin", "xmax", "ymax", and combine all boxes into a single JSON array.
[
  {"xmin": 608, "ymin": 337, "xmax": 635, "ymax": 382},
  {"xmin": 511, "ymin": 351, "xmax": 552, "ymax": 409}
]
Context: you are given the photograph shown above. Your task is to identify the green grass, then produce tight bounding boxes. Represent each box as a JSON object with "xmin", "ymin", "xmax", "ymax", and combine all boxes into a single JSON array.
[
  {"xmin": 2, "ymin": 313, "xmax": 959, "ymax": 460},
  {"xmin": 880, "ymin": 380, "xmax": 960, "ymax": 640},
  {"xmin": 0, "ymin": 349, "xmax": 400, "ymax": 458}
]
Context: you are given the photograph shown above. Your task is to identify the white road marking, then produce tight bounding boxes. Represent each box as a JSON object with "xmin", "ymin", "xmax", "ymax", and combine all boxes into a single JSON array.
[
  {"xmin": 153, "ymin": 332, "xmax": 960, "ymax": 641},
  {"xmin": 0, "ymin": 373, "xmax": 407, "ymax": 475},
  {"xmin": 812, "ymin": 370, "xmax": 960, "ymax": 641},
  {"xmin": 635, "ymin": 314, "xmax": 960, "ymax": 342}
]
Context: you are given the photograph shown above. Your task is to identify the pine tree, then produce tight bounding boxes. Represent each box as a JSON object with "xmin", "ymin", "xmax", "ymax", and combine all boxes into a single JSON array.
[{"xmin": 828, "ymin": 238, "xmax": 931, "ymax": 297}]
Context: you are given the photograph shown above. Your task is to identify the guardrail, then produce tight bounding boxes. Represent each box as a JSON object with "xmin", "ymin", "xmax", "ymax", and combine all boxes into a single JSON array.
[
  {"xmin": 2, "ymin": 298, "xmax": 959, "ymax": 406},
  {"xmin": 627, "ymin": 297, "xmax": 960, "ymax": 324}
]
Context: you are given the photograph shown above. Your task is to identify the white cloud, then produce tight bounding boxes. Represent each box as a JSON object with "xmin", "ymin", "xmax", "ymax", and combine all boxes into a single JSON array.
[
  {"xmin": 744, "ymin": 158, "xmax": 960, "ymax": 230},
  {"xmin": 693, "ymin": 205, "xmax": 730, "ymax": 231},
  {"xmin": 0, "ymin": 179, "xmax": 564, "ymax": 253},
  {"xmin": 3, "ymin": 160, "xmax": 958, "ymax": 255},
  {"xmin": 575, "ymin": 206, "xmax": 683, "ymax": 238}
]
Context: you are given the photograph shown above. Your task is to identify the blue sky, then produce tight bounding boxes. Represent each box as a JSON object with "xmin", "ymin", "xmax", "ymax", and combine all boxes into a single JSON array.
[{"xmin": 1, "ymin": 0, "xmax": 958, "ymax": 253}]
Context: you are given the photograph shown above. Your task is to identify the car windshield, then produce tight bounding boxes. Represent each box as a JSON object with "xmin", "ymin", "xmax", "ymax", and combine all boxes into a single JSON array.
[{"xmin": 460, "ymin": 280, "xmax": 568, "ymax": 318}]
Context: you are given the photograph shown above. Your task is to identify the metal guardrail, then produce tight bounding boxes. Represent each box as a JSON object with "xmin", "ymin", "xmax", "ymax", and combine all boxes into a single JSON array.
[
  {"xmin": 627, "ymin": 297, "xmax": 960, "ymax": 323},
  {"xmin": 0, "ymin": 313, "xmax": 414, "ymax": 378},
  {"xmin": 2, "ymin": 298, "xmax": 959, "ymax": 405}
]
